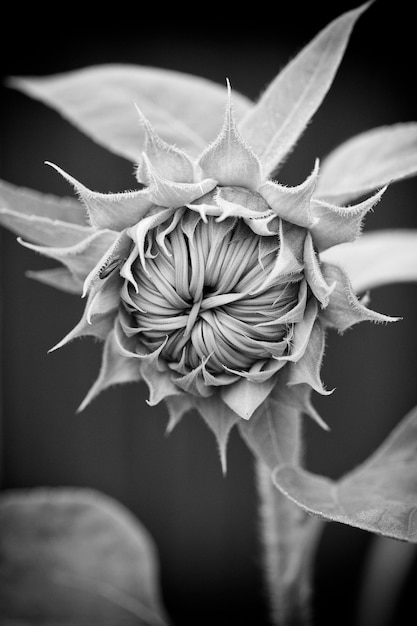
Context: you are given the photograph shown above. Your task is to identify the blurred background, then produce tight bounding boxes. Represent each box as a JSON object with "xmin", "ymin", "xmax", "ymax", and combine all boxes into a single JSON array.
[{"xmin": 1, "ymin": 1, "xmax": 417, "ymax": 624}]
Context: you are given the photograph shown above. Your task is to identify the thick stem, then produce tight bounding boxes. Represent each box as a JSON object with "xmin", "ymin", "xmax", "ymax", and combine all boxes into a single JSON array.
[{"xmin": 256, "ymin": 461, "xmax": 323, "ymax": 626}]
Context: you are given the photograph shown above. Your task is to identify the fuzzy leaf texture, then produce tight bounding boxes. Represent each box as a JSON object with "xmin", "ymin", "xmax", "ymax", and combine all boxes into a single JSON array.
[
  {"xmin": 10, "ymin": 65, "xmax": 253, "ymax": 160},
  {"xmin": 321, "ymin": 230, "xmax": 417, "ymax": 293},
  {"xmin": 238, "ymin": 2, "xmax": 372, "ymax": 174},
  {"xmin": 272, "ymin": 406, "xmax": 417, "ymax": 542},
  {"xmin": 317, "ymin": 123, "xmax": 417, "ymax": 202},
  {"xmin": 0, "ymin": 488, "xmax": 170, "ymax": 625}
]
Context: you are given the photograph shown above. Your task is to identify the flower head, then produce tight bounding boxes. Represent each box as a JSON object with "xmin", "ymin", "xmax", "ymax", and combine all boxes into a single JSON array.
[{"xmin": 2, "ymin": 2, "xmax": 416, "ymax": 468}]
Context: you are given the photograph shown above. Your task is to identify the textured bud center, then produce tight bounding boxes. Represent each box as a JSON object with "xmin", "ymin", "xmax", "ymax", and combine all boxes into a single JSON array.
[{"xmin": 122, "ymin": 211, "xmax": 301, "ymax": 376}]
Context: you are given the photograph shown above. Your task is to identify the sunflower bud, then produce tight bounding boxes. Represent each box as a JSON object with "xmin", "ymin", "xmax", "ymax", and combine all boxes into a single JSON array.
[{"xmin": 120, "ymin": 207, "xmax": 303, "ymax": 390}]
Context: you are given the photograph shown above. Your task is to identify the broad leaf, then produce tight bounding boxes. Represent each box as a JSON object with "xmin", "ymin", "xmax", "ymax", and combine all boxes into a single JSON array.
[
  {"xmin": 0, "ymin": 488, "xmax": 170, "ymax": 625},
  {"xmin": 320, "ymin": 230, "xmax": 417, "ymax": 293},
  {"xmin": 238, "ymin": 3, "xmax": 371, "ymax": 174},
  {"xmin": 273, "ymin": 405, "xmax": 417, "ymax": 542},
  {"xmin": 11, "ymin": 65, "xmax": 253, "ymax": 161},
  {"xmin": 317, "ymin": 123, "xmax": 417, "ymax": 202}
]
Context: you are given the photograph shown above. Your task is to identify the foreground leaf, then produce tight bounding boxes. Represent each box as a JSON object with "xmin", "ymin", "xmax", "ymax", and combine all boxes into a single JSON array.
[
  {"xmin": 11, "ymin": 65, "xmax": 253, "ymax": 161},
  {"xmin": 0, "ymin": 488, "xmax": 170, "ymax": 625},
  {"xmin": 238, "ymin": 2, "xmax": 370, "ymax": 174},
  {"xmin": 320, "ymin": 230, "xmax": 417, "ymax": 293},
  {"xmin": 317, "ymin": 123, "xmax": 417, "ymax": 202},
  {"xmin": 273, "ymin": 405, "xmax": 417, "ymax": 541}
]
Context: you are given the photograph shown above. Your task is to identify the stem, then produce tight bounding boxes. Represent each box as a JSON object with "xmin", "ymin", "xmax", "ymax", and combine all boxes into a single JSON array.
[{"xmin": 255, "ymin": 462, "xmax": 323, "ymax": 626}]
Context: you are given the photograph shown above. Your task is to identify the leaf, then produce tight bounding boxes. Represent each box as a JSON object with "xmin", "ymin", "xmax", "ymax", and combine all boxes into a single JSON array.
[
  {"xmin": 11, "ymin": 65, "xmax": 253, "ymax": 161},
  {"xmin": 0, "ymin": 208, "xmax": 91, "ymax": 247},
  {"xmin": 317, "ymin": 123, "xmax": 417, "ymax": 202},
  {"xmin": 273, "ymin": 405, "xmax": 417, "ymax": 542},
  {"xmin": 26, "ymin": 267, "xmax": 84, "ymax": 294},
  {"xmin": 238, "ymin": 3, "xmax": 371, "ymax": 175},
  {"xmin": 19, "ymin": 229, "xmax": 118, "ymax": 282},
  {"xmin": 0, "ymin": 487, "xmax": 170, "ymax": 625},
  {"xmin": 320, "ymin": 229, "xmax": 417, "ymax": 294},
  {"xmin": 0, "ymin": 178, "xmax": 87, "ymax": 225}
]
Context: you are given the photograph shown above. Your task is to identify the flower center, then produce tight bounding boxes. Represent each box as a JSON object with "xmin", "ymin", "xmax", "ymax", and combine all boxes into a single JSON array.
[{"xmin": 121, "ymin": 211, "xmax": 302, "ymax": 376}]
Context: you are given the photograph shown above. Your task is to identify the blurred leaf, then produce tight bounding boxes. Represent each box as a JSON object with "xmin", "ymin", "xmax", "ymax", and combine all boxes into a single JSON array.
[
  {"xmin": 10, "ymin": 65, "xmax": 253, "ymax": 161},
  {"xmin": 317, "ymin": 123, "xmax": 417, "ymax": 202},
  {"xmin": 273, "ymin": 405, "xmax": 417, "ymax": 542},
  {"xmin": 320, "ymin": 229, "xmax": 417, "ymax": 293},
  {"xmin": 238, "ymin": 3, "xmax": 370, "ymax": 175},
  {"xmin": 0, "ymin": 178, "xmax": 87, "ymax": 225},
  {"xmin": 0, "ymin": 488, "xmax": 170, "ymax": 625}
]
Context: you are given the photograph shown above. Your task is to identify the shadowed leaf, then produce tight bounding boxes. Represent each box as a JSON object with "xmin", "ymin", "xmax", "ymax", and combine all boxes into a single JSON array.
[
  {"xmin": 0, "ymin": 488, "xmax": 170, "ymax": 625},
  {"xmin": 273, "ymin": 405, "xmax": 417, "ymax": 542},
  {"xmin": 11, "ymin": 65, "xmax": 253, "ymax": 160}
]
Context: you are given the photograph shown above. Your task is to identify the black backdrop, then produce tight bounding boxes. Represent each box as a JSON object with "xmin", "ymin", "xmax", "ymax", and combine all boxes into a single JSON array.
[{"xmin": 1, "ymin": 2, "xmax": 417, "ymax": 625}]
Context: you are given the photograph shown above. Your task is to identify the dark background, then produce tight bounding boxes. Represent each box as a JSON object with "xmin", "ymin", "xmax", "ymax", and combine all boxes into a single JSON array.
[{"xmin": 1, "ymin": 2, "xmax": 417, "ymax": 625}]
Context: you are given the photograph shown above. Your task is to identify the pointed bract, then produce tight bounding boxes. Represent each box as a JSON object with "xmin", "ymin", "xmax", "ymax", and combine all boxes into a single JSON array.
[
  {"xmin": 196, "ymin": 394, "xmax": 241, "ymax": 473},
  {"xmin": 320, "ymin": 263, "xmax": 400, "ymax": 332},
  {"xmin": 134, "ymin": 105, "xmax": 195, "ymax": 184},
  {"xmin": 198, "ymin": 86, "xmax": 263, "ymax": 189},
  {"xmin": 309, "ymin": 186, "xmax": 386, "ymax": 251},
  {"xmin": 46, "ymin": 162, "xmax": 154, "ymax": 231},
  {"xmin": 78, "ymin": 330, "xmax": 142, "ymax": 412},
  {"xmin": 258, "ymin": 160, "xmax": 319, "ymax": 229}
]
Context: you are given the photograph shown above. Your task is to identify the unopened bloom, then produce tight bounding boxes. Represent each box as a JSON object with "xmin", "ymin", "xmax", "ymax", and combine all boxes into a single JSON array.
[{"xmin": 1, "ymin": 3, "xmax": 416, "ymax": 465}]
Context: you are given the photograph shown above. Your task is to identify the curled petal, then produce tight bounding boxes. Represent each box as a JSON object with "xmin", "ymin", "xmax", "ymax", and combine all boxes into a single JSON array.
[
  {"xmin": 19, "ymin": 229, "xmax": 118, "ymax": 282},
  {"xmin": 287, "ymin": 321, "xmax": 332, "ymax": 396},
  {"xmin": 255, "ymin": 220, "xmax": 305, "ymax": 292},
  {"xmin": 171, "ymin": 358, "xmax": 214, "ymax": 398},
  {"xmin": 221, "ymin": 376, "xmax": 277, "ymax": 420},
  {"xmin": 258, "ymin": 160, "xmax": 320, "ymax": 228},
  {"xmin": 310, "ymin": 186, "xmax": 386, "ymax": 251},
  {"xmin": 320, "ymin": 263, "xmax": 400, "ymax": 332},
  {"xmin": 82, "ymin": 229, "xmax": 132, "ymax": 296},
  {"xmin": 78, "ymin": 329, "xmax": 141, "ymax": 412},
  {"xmin": 46, "ymin": 162, "xmax": 154, "ymax": 231},
  {"xmin": 198, "ymin": 84, "xmax": 263, "ymax": 189},
  {"xmin": 134, "ymin": 104, "xmax": 195, "ymax": 184},
  {"xmin": 278, "ymin": 298, "xmax": 318, "ymax": 363},
  {"xmin": 303, "ymin": 232, "xmax": 335, "ymax": 308}
]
